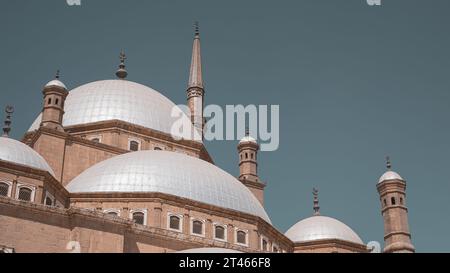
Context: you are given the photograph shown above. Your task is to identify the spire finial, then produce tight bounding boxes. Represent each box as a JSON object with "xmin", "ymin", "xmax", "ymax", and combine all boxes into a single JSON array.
[
  {"xmin": 116, "ymin": 50, "xmax": 128, "ymax": 79},
  {"xmin": 386, "ymin": 156, "xmax": 392, "ymax": 170},
  {"xmin": 194, "ymin": 21, "xmax": 200, "ymax": 37},
  {"xmin": 313, "ymin": 187, "xmax": 320, "ymax": 216},
  {"xmin": 2, "ymin": 105, "xmax": 14, "ymax": 137},
  {"xmin": 55, "ymin": 70, "xmax": 60, "ymax": 79},
  {"xmin": 245, "ymin": 127, "xmax": 250, "ymax": 137}
]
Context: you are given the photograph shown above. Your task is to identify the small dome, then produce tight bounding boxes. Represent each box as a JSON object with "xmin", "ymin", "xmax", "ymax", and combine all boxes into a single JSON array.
[
  {"xmin": 176, "ymin": 248, "xmax": 242, "ymax": 253},
  {"xmin": 29, "ymin": 80, "xmax": 201, "ymax": 141},
  {"xmin": 45, "ymin": 79, "xmax": 67, "ymax": 89},
  {"xmin": 378, "ymin": 171, "xmax": 403, "ymax": 183},
  {"xmin": 285, "ymin": 215, "xmax": 363, "ymax": 245},
  {"xmin": 239, "ymin": 135, "xmax": 257, "ymax": 144},
  {"xmin": 66, "ymin": 150, "xmax": 271, "ymax": 223},
  {"xmin": 0, "ymin": 137, "xmax": 55, "ymax": 176}
]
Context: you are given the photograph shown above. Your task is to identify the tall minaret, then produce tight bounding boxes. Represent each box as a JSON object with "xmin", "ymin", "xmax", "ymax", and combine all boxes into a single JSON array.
[
  {"xmin": 40, "ymin": 70, "xmax": 68, "ymax": 132},
  {"xmin": 377, "ymin": 157, "xmax": 415, "ymax": 253},
  {"xmin": 186, "ymin": 22, "xmax": 205, "ymax": 136},
  {"xmin": 238, "ymin": 129, "xmax": 266, "ymax": 205}
]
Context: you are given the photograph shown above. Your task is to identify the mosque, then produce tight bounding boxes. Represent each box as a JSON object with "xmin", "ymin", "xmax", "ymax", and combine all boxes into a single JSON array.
[{"xmin": 0, "ymin": 26, "xmax": 415, "ymax": 253}]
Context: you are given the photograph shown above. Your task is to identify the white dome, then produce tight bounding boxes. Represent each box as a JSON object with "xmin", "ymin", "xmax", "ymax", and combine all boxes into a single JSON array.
[
  {"xmin": 239, "ymin": 135, "xmax": 257, "ymax": 144},
  {"xmin": 0, "ymin": 137, "xmax": 55, "ymax": 176},
  {"xmin": 285, "ymin": 215, "xmax": 363, "ymax": 245},
  {"xmin": 378, "ymin": 171, "xmax": 403, "ymax": 183},
  {"xmin": 176, "ymin": 248, "xmax": 242, "ymax": 253},
  {"xmin": 66, "ymin": 151, "xmax": 271, "ymax": 223},
  {"xmin": 45, "ymin": 79, "xmax": 67, "ymax": 89},
  {"xmin": 29, "ymin": 80, "xmax": 201, "ymax": 141}
]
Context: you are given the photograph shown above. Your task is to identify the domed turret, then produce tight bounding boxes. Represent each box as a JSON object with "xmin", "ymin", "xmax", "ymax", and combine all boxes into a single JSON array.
[
  {"xmin": 40, "ymin": 70, "xmax": 68, "ymax": 132},
  {"xmin": 237, "ymin": 129, "xmax": 265, "ymax": 205},
  {"xmin": 377, "ymin": 157, "xmax": 415, "ymax": 253}
]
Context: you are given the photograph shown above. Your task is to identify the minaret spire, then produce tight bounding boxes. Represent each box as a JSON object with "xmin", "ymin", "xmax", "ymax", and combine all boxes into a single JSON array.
[
  {"xmin": 188, "ymin": 21, "xmax": 204, "ymax": 89},
  {"xmin": 313, "ymin": 188, "xmax": 320, "ymax": 216},
  {"xmin": 116, "ymin": 50, "xmax": 128, "ymax": 79},
  {"xmin": 2, "ymin": 105, "xmax": 14, "ymax": 137},
  {"xmin": 187, "ymin": 21, "xmax": 205, "ymax": 136}
]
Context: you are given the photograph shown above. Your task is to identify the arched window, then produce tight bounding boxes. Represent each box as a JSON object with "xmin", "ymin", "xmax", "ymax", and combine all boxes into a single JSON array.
[
  {"xmin": 262, "ymin": 239, "xmax": 268, "ymax": 251},
  {"xmin": 273, "ymin": 246, "xmax": 279, "ymax": 253},
  {"xmin": 192, "ymin": 220, "xmax": 203, "ymax": 235},
  {"xmin": 0, "ymin": 182, "xmax": 9, "ymax": 197},
  {"xmin": 18, "ymin": 187, "xmax": 32, "ymax": 202},
  {"xmin": 45, "ymin": 197, "xmax": 53, "ymax": 206},
  {"xmin": 245, "ymin": 153, "xmax": 248, "ymax": 159},
  {"xmin": 383, "ymin": 199, "xmax": 387, "ymax": 207},
  {"xmin": 91, "ymin": 138, "xmax": 100, "ymax": 143},
  {"xmin": 236, "ymin": 230, "xmax": 247, "ymax": 245},
  {"xmin": 48, "ymin": 98, "xmax": 52, "ymax": 105},
  {"xmin": 400, "ymin": 197, "xmax": 404, "ymax": 205},
  {"xmin": 214, "ymin": 225, "xmax": 225, "ymax": 240},
  {"xmin": 251, "ymin": 153, "xmax": 254, "ymax": 159},
  {"xmin": 154, "ymin": 147, "xmax": 162, "ymax": 151},
  {"xmin": 107, "ymin": 211, "xmax": 118, "ymax": 217},
  {"xmin": 169, "ymin": 215, "xmax": 181, "ymax": 230},
  {"xmin": 391, "ymin": 197, "xmax": 396, "ymax": 205},
  {"xmin": 129, "ymin": 140, "xmax": 140, "ymax": 151},
  {"xmin": 132, "ymin": 212, "xmax": 145, "ymax": 225},
  {"xmin": 55, "ymin": 98, "xmax": 59, "ymax": 105}
]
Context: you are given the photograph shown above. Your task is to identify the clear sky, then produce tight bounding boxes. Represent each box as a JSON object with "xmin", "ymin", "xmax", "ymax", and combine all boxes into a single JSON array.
[{"xmin": 1, "ymin": 0, "xmax": 449, "ymax": 252}]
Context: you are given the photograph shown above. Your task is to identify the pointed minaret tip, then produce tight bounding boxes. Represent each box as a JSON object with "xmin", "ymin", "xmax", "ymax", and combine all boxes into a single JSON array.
[
  {"xmin": 2, "ymin": 105, "xmax": 14, "ymax": 137},
  {"xmin": 313, "ymin": 187, "xmax": 320, "ymax": 216},
  {"xmin": 55, "ymin": 69, "xmax": 60, "ymax": 79},
  {"xmin": 188, "ymin": 22, "xmax": 204, "ymax": 90}
]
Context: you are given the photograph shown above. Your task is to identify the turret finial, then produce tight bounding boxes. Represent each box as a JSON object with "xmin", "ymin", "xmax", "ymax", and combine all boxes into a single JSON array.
[
  {"xmin": 116, "ymin": 50, "xmax": 128, "ymax": 79},
  {"xmin": 2, "ymin": 105, "xmax": 14, "ymax": 137},
  {"xmin": 386, "ymin": 156, "xmax": 392, "ymax": 170},
  {"xmin": 313, "ymin": 187, "xmax": 320, "ymax": 216},
  {"xmin": 245, "ymin": 127, "xmax": 250, "ymax": 137},
  {"xmin": 55, "ymin": 70, "xmax": 60, "ymax": 79},
  {"xmin": 194, "ymin": 21, "xmax": 200, "ymax": 37}
]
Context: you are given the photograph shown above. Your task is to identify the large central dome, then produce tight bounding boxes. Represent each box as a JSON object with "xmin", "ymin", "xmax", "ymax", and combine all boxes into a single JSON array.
[
  {"xmin": 66, "ymin": 150, "xmax": 271, "ymax": 223},
  {"xmin": 29, "ymin": 80, "xmax": 200, "ymax": 141}
]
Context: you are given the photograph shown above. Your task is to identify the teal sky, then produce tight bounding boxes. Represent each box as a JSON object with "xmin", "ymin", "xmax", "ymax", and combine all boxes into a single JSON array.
[{"xmin": 1, "ymin": 0, "xmax": 449, "ymax": 252}]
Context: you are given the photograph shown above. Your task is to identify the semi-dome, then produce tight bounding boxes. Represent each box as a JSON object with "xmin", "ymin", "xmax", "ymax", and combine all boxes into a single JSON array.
[
  {"xmin": 285, "ymin": 215, "xmax": 363, "ymax": 245},
  {"xmin": 378, "ymin": 171, "xmax": 403, "ymax": 183},
  {"xmin": 66, "ymin": 150, "xmax": 271, "ymax": 223},
  {"xmin": 0, "ymin": 137, "xmax": 55, "ymax": 176},
  {"xmin": 29, "ymin": 79, "xmax": 201, "ymax": 141}
]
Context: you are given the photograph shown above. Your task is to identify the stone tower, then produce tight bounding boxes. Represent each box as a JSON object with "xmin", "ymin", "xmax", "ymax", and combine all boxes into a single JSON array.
[
  {"xmin": 238, "ymin": 130, "xmax": 266, "ymax": 205},
  {"xmin": 40, "ymin": 71, "xmax": 68, "ymax": 132},
  {"xmin": 377, "ymin": 157, "xmax": 415, "ymax": 253},
  {"xmin": 186, "ymin": 22, "xmax": 205, "ymax": 137}
]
